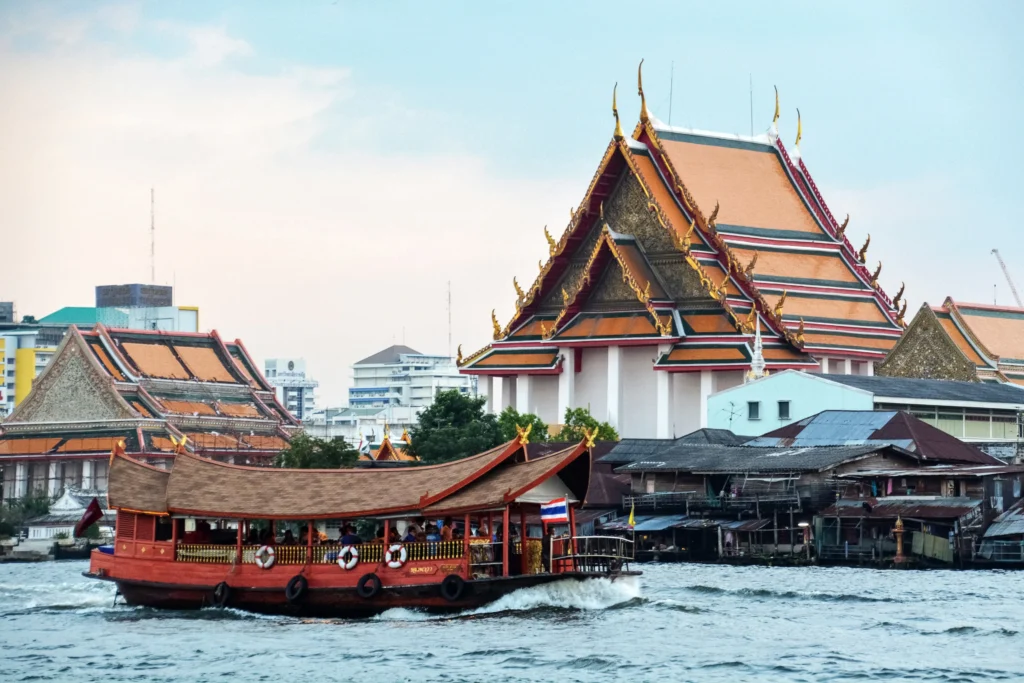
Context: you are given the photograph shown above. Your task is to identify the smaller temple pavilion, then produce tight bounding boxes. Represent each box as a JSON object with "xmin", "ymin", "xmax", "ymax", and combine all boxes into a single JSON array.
[
  {"xmin": 459, "ymin": 64, "xmax": 905, "ymax": 438},
  {"xmin": 879, "ymin": 298, "xmax": 1024, "ymax": 385},
  {"xmin": 0, "ymin": 325, "xmax": 298, "ymax": 502}
]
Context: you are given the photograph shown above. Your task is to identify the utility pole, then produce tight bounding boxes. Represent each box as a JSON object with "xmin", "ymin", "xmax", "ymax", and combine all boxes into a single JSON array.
[{"xmin": 991, "ymin": 249, "xmax": 1022, "ymax": 307}]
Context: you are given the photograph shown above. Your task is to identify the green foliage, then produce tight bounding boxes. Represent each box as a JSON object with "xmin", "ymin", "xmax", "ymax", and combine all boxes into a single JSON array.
[
  {"xmin": 406, "ymin": 390, "xmax": 503, "ymax": 464},
  {"xmin": 497, "ymin": 406, "xmax": 549, "ymax": 442},
  {"xmin": 551, "ymin": 407, "xmax": 620, "ymax": 442},
  {"xmin": 83, "ymin": 523, "xmax": 102, "ymax": 540},
  {"xmin": 0, "ymin": 494, "xmax": 50, "ymax": 538},
  {"xmin": 20, "ymin": 315, "xmax": 36, "ymax": 324},
  {"xmin": 52, "ymin": 531, "xmax": 69, "ymax": 540},
  {"xmin": 273, "ymin": 433, "xmax": 360, "ymax": 469}
]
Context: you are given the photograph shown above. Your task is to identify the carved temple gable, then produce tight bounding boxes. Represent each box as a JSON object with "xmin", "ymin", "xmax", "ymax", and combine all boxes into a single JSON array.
[{"xmin": 876, "ymin": 306, "xmax": 979, "ymax": 382}]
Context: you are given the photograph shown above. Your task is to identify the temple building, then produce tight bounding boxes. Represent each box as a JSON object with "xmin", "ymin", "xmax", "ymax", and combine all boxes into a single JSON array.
[
  {"xmin": 0, "ymin": 325, "xmax": 298, "ymax": 502},
  {"xmin": 459, "ymin": 67, "xmax": 905, "ymax": 438},
  {"xmin": 879, "ymin": 298, "xmax": 1024, "ymax": 386}
]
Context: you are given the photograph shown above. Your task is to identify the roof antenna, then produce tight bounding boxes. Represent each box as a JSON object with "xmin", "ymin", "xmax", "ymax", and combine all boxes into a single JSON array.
[
  {"xmin": 150, "ymin": 187, "xmax": 156, "ymax": 283},
  {"xmin": 668, "ymin": 61, "xmax": 674, "ymax": 125}
]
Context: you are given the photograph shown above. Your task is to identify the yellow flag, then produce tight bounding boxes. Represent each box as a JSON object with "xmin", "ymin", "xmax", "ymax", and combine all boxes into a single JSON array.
[{"xmin": 628, "ymin": 502, "xmax": 635, "ymax": 529}]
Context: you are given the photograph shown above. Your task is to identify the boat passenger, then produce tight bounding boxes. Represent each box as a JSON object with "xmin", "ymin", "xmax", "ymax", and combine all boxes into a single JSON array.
[
  {"xmin": 440, "ymin": 517, "xmax": 454, "ymax": 542},
  {"xmin": 282, "ymin": 530, "xmax": 297, "ymax": 546},
  {"xmin": 339, "ymin": 525, "xmax": 361, "ymax": 546},
  {"xmin": 402, "ymin": 525, "xmax": 418, "ymax": 543},
  {"xmin": 388, "ymin": 527, "xmax": 401, "ymax": 543},
  {"xmin": 425, "ymin": 523, "xmax": 442, "ymax": 543}
]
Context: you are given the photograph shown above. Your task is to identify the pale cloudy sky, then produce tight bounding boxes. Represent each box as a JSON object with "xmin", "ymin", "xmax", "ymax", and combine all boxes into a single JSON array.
[{"xmin": 2, "ymin": 1, "xmax": 1022, "ymax": 404}]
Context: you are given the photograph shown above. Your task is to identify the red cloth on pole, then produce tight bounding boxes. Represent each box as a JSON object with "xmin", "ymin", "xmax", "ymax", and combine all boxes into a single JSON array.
[{"xmin": 74, "ymin": 498, "xmax": 103, "ymax": 538}]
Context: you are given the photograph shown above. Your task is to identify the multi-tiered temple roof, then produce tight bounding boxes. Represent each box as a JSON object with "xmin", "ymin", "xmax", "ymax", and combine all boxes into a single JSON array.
[
  {"xmin": 460, "ymin": 68, "xmax": 904, "ymax": 375},
  {"xmin": 0, "ymin": 325, "xmax": 298, "ymax": 465}
]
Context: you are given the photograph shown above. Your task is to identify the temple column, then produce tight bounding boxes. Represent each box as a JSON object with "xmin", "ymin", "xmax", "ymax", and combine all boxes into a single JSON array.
[
  {"xmin": 47, "ymin": 461, "xmax": 59, "ymax": 498},
  {"xmin": 818, "ymin": 355, "xmax": 830, "ymax": 374},
  {"xmin": 656, "ymin": 344, "xmax": 673, "ymax": 438},
  {"xmin": 516, "ymin": 374, "xmax": 532, "ymax": 415},
  {"xmin": 82, "ymin": 460, "xmax": 94, "ymax": 491},
  {"xmin": 478, "ymin": 375, "xmax": 493, "ymax": 413},
  {"xmin": 15, "ymin": 462, "xmax": 27, "ymax": 499},
  {"xmin": 557, "ymin": 347, "xmax": 575, "ymax": 425},
  {"xmin": 843, "ymin": 358, "xmax": 853, "ymax": 375},
  {"xmin": 698, "ymin": 370, "xmax": 713, "ymax": 428},
  {"xmin": 497, "ymin": 376, "xmax": 514, "ymax": 412},
  {"xmin": 865, "ymin": 361, "xmax": 875, "ymax": 376},
  {"xmin": 606, "ymin": 346, "xmax": 621, "ymax": 429}
]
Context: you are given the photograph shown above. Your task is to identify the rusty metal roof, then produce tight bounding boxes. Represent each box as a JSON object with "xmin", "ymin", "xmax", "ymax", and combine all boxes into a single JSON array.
[
  {"xmin": 984, "ymin": 500, "xmax": 1024, "ymax": 538},
  {"xmin": 822, "ymin": 496, "xmax": 982, "ymax": 520}
]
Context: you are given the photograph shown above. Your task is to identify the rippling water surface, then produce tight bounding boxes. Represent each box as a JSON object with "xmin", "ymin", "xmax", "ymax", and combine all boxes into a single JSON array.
[{"xmin": 1, "ymin": 561, "xmax": 1023, "ymax": 682}]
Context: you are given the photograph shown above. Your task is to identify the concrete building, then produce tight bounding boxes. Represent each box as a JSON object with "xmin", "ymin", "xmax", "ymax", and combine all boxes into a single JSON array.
[
  {"xmin": 264, "ymin": 358, "xmax": 318, "ymax": 421},
  {"xmin": 708, "ymin": 371, "xmax": 1024, "ymax": 456},
  {"xmin": 95, "ymin": 283, "xmax": 173, "ymax": 308},
  {"xmin": 0, "ymin": 330, "xmax": 55, "ymax": 418},
  {"xmin": 350, "ymin": 345, "xmax": 474, "ymax": 410}
]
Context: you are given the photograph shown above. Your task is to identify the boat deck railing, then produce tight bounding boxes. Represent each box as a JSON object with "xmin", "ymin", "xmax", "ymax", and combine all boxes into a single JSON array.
[
  {"xmin": 554, "ymin": 535, "xmax": 635, "ymax": 573},
  {"xmin": 176, "ymin": 541, "xmax": 466, "ymax": 566}
]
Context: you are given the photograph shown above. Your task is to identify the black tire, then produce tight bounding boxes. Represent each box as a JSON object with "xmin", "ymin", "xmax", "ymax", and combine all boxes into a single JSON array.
[
  {"xmin": 356, "ymin": 573, "xmax": 382, "ymax": 599},
  {"xmin": 440, "ymin": 574, "xmax": 465, "ymax": 602},
  {"xmin": 285, "ymin": 574, "xmax": 308, "ymax": 603},
  {"xmin": 212, "ymin": 581, "xmax": 231, "ymax": 608}
]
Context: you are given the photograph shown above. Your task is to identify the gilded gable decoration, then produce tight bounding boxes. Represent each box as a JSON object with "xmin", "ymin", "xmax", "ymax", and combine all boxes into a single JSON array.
[
  {"xmin": 836, "ymin": 214, "xmax": 849, "ymax": 240},
  {"xmin": 794, "ymin": 108, "xmax": 802, "ymax": 148},
  {"xmin": 858, "ymin": 234, "xmax": 871, "ymax": 263},
  {"xmin": 612, "ymin": 83, "xmax": 624, "ymax": 140},
  {"xmin": 893, "ymin": 282, "xmax": 905, "ymax": 311},
  {"xmin": 491, "ymin": 310, "xmax": 502, "ymax": 340},
  {"xmin": 637, "ymin": 59, "xmax": 649, "ymax": 124},
  {"xmin": 544, "ymin": 225, "xmax": 557, "ymax": 256},
  {"xmin": 773, "ymin": 290, "xmax": 787, "ymax": 319},
  {"xmin": 744, "ymin": 252, "xmax": 759, "ymax": 281}
]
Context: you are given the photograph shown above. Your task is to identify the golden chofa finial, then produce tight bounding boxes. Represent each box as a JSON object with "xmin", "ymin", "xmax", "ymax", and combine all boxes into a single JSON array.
[
  {"xmin": 858, "ymin": 233, "xmax": 871, "ymax": 263},
  {"xmin": 637, "ymin": 59, "xmax": 649, "ymax": 123},
  {"xmin": 893, "ymin": 281, "xmax": 905, "ymax": 310},
  {"xmin": 794, "ymin": 108, "xmax": 802, "ymax": 147},
  {"xmin": 455, "ymin": 344, "xmax": 463, "ymax": 366},
  {"xmin": 897, "ymin": 301, "xmax": 908, "ymax": 327},
  {"xmin": 612, "ymin": 82, "xmax": 624, "ymax": 140},
  {"xmin": 773, "ymin": 290, "xmax": 787, "ymax": 318},
  {"xmin": 707, "ymin": 201, "xmax": 720, "ymax": 227},
  {"xmin": 836, "ymin": 214, "xmax": 849, "ymax": 240},
  {"xmin": 796, "ymin": 317, "xmax": 806, "ymax": 344},
  {"xmin": 513, "ymin": 276, "xmax": 524, "ymax": 301},
  {"xmin": 581, "ymin": 426, "xmax": 598, "ymax": 448},
  {"xmin": 870, "ymin": 262, "xmax": 882, "ymax": 288},
  {"xmin": 491, "ymin": 309, "xmax": 501, "ymax": 340},
  {"xmin": 772, "ymin": 85, "xmax": 780, "ymax": 127},
  {"xmin": 682, "ymin": 218, "xmax": 695, "ymax": 251},
  {"xmin": 544, "ymin": 225, "xmax": 556, "ymax": 256},
  {"xmin": 515, "ymin": 422, "xmax": 533, "ymax": 445},
  {"xmin": 744, "ymin": 251, "xmax": 759, "ymax": 280}
]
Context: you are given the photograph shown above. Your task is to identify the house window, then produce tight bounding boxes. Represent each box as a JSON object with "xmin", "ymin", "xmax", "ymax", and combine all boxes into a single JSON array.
[
  {"xmin": 748, "ymin": 401, "xmax": 760, "ymax": 420},
  {"xmin": 778, "ymin": 400, "xmax": 791, "ymax": 420}
]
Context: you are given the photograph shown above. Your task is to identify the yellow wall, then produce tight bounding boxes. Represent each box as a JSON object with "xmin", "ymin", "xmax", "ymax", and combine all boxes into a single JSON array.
[{"xmin": 14, "ymin": 348, "xmax": 35, "ymax": 405}]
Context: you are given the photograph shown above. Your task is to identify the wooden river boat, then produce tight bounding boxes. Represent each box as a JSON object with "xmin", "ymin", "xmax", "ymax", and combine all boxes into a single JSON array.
[{"xmin": 86, "ymin": 435, "xmax": 638, "ymax": 616}]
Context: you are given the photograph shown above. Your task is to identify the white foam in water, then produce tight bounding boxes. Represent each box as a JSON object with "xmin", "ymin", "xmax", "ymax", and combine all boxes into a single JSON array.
[{"xmin": 470, "ymin": 576, "xmax": 641, "ymax": 615}]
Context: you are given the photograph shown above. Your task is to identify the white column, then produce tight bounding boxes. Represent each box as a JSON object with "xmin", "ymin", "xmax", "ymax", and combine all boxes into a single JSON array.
[
  {"xmin": 698, "ymin": 370, "xmax": 713, "ymax": 428},
  {"xmin": 656, "ymin": 344, "xmax": 673, "ymax": 438},
  {"xmin": 15, "ymin": 462, "xmax": 27, "ymax": 498},
  {"xmin": 866, "ymin": 361, "xmax": 875, "ymax": 376},
  {"xmin": 819, "ymin": 355, "xmax": 830, "ymax": 374},
  {"xmin": 516, "ymin": 374, "xmax": 532, "ymax": 415},
  {"xmin": 557, "ymin": 348, "xmax": 575, "ymax": 425},
  {"xmin": 47, "ymin": 461, "xmax": 59, "ymax": 498},
  {"xmin": 843, "ymin": 358, "xmax": 853, "ymax": 375},
  {"xmin": 607, "ymin": 346, "xmax": 622, "ymax": 428},
  {"xmin": 478, "ymin": 375, "xmax": 493, "ymax": 413},
  {"xmin": 82, "ymin": 460, "xmax": 94, "ymax": 491}
]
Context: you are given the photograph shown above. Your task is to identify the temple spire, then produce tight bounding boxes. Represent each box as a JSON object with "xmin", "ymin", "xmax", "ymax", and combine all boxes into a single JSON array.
[
  {"xmin": 612, "ymin": 83, "xmax": 624, "ymax": 140},
  {"xmin": 794, "ymin": 108, "xmax": 802, "ymax": 148},
  {"xmin": 637, "ymin": 59, "xmax": 649, "ymax": 123},
  {"xmin": 746, "ymin": 317, "xmax": 767, "ymax": 382}
]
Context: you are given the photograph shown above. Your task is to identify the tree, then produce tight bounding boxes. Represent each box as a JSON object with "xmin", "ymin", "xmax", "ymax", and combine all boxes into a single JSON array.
[
  {"xmin": 551, "ymin": 406, "xmax": 619, "ymax": 442},
  {"xmin": 406, "ymin": 390, "xmax": 503, "ymax": 464},
  {"xmin": 274, "ymin": 433, "xmax": 360, "ymax": 469},
  {"xmin": 0, "ymin": 494, "xmax": 50, "ymax": 539},
  {"xmin": 497, "ymin": 406, "xmax": 549, "ymax": 442}
]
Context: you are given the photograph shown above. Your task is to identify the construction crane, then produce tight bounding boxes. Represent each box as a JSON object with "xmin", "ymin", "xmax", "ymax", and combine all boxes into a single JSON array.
[{"xmin": 992, "ymin": 249, "xmax": 1023, "ymax": 307}]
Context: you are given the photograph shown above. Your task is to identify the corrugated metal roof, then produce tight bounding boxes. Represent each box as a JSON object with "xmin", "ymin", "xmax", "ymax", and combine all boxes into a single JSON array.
[
  {"xmin": 822, "ymin": 374, "xmax": 1024, "ymax": 405},
  {"xmin": 600, "ymin": 429, "xmax": 744, "ymax": 464},
  {"xmin": 614, "ymin": 443, "xmax": 910, "ymax": 474},
  {"xmin": 632, "ymin": 515, "xmax": 688, "ymax": 532},
  {"xmin": 984, "ymin": 500, "xmax": 1024, "ymax": 538},
  {"xmin": 823, "ymin": 497, "xmax": 982, "ymax": 520}
]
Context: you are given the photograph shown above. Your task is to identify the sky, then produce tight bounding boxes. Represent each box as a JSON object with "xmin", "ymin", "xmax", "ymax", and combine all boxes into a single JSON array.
[{"xmin": 2, "ymin": 1, "xmax": 1023, "ymax": 404}]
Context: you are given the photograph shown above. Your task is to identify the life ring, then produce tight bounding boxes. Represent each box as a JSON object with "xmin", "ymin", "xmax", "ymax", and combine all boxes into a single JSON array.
[
  {"xmin": 336, "ymin": 545, "xmax": 359, "ymax": 571},
  {"xmin": 440, "ymin": 574, "xmax": 465, "ymax": 602},
  {"xmin": 254, "ymin": 545, "xmax": 275, "ymax": 569},
  {"xmin": 356, "ymin": 573, "xmax": 382, "ymax": 599},
  {"xmin": 212, "ymin": 581, "xmax": 231, "ymax": 608},
  {"xmin": 285, "ymin": 574, "xmax": 308, "ymax": 603},
  {"xmin": 385, "ymin": 543, "xmax": 407, "ymax": 569}
]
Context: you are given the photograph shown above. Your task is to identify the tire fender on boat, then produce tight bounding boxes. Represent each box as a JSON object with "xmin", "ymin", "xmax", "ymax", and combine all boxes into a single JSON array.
[
  {"xmin": 356, "ymin": 573, "xmax": 382, "ymax": 599},
  {"xmin": 337, "ymin": 545, "xmax": 359, "ymax": 571},
  {"xmin": 385, "ymin": 543, "xmax": 407, "ymax": 569},
  {"xmin": 440, "ymin": 574, "xmax": 465, "ymax": 602},
  {"xmin": 212, "ymin": 581, "xmax": 231, "ymax": 608},
  {"xmin": 285, "ymin": 574, "xmax": 308, "ymax": 603},
  {"xmin": 254, "ymin": 545, "xmax": 276, "ymax": 570}
]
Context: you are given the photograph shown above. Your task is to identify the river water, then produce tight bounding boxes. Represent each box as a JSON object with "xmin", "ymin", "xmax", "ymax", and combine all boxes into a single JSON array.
[{"xmin": 1, "ymin": 561, "xmax": 1022, "ymax": 682}]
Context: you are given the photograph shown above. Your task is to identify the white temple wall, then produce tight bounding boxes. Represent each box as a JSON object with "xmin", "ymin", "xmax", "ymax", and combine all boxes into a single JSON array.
[
  {"xmin": 620, "ymin": 346, "xmax": 658, "ymax": 438},
  {"xmin": 574, "ymin": 347, "xmax": 608, "ymax": 423},
  {"xmin": 672, "ymin": 372, "xmax": 702, "ymax": 436},
  {"xmin": 713, "ymin": 371, "xmax": 744, "ymax": 393},
  {"xmin": 530, "ymin": 376, "xmax": 559, "ymax": 424}
]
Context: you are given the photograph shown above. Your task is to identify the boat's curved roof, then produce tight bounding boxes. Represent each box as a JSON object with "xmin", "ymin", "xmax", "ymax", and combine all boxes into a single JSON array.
[{"xmin": 106, "ymin": 438, "xmax": 591, "ymax": 519}]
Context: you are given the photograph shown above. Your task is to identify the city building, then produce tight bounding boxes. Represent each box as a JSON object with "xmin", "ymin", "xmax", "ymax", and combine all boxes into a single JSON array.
[
  {"xmin": 459, "ymin": 73, "xmax": 905, "ymax": 438},
  {"xmin": 708, "ymin": 371, "xmax": 1024, "ymax": 455},
  {"xmin": 879, "ymin": 299, "xmax": 1024, "ymax": 385},
  {"xmin": 95, "ymin": 283, "xmax": 173, "ymax": 308},
  {"xmin": 302, "ymin": 406, "xmax": 405, "ymax": 447},
  {"xmin": 264, "ymin": 358, "xmax": 318, "ymax": 420},
  {"xmin": 350, "ymin": 344, "xmax": 473, "ymax": 411},
  {"xmin": 0, "ymin": 329, "xmax": 55, "ymax": 418},
  {"xmin": 0, "ymin": 302, "xmax": 15, "ymax": 324},
  {"xmin": 0, "ymin": 324, "xmax": 298, "ymax": 502}
]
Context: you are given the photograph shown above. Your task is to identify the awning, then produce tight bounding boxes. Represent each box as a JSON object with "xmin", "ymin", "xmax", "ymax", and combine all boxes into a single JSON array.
[
  {"xmin": 633, "ymin": 515, "xmax": 689, "ymax": 532},
  {"xmin": 599, "ymin": 516, "xmax": 652, "ymax": 531}
]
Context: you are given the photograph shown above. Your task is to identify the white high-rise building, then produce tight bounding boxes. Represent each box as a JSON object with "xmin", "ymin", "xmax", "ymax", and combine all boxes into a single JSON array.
[
  {"xmin": 349, "ymin": 345, "xmax": 475, "ymax": 411},
  {"xmin": 264, "ymin": 358, "xmax": 318, "ymax": 421}
]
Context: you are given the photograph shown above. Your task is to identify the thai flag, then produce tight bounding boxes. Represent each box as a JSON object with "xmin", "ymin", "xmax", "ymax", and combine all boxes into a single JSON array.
[{"xmin": 540, "ymin": 498, "xmax": 569, "ymax": 524}]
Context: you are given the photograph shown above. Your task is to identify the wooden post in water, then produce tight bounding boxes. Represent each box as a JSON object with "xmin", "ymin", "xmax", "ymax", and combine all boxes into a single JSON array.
[{"xmin": 463, "ymin": 513, "xmax": 471, "ymax": 564}]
